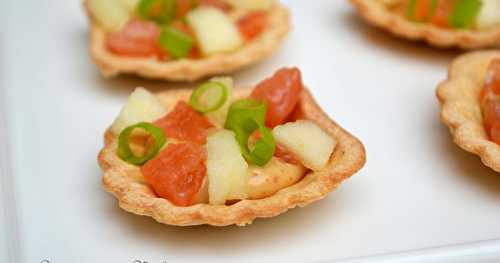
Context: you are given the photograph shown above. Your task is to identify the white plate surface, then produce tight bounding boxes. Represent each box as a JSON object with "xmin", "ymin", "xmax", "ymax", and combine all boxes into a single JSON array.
[{"xmin": 1, "ymin": 1, "xmax": 500, "ymax": 262}]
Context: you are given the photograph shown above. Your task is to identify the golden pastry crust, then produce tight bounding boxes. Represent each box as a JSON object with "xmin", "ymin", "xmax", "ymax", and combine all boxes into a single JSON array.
[
  {"xmin": 83, "ymin": 1, "xmax": 290, "ymax": 81},
  {"xmin": 437, "ymin": 50, "xmax": 500, "ymax": 172},
  {"xmin": 349, "ymin": 0, "xmax": 500, "ymax": 49},
  {"xmin": 98, "ymin": 88, "xmax": 366, "ymax": 226}
]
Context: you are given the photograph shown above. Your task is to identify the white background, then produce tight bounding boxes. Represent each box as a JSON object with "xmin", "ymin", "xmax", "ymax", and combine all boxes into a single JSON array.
[{"xmin": 1, "ymin": 1, "xmax": 500, "ymax": 262}]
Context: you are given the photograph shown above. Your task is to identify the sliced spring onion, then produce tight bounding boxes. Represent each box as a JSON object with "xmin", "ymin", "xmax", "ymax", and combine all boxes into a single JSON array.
[
  {"xmin": 429, "ymin": 0, "xmax": 438, "ymax": 20},
  {"xmin": 137, "ymin": 0, "xmax": 176, "ymax": 24},
  {"xmin": 406, "ymin": 0, "xmax": 418, "ymax": 20},
  {"xmin": 204, "ymin": 77, "xmax": 233, "ymax": 126},
  {"xmin": 190, "ymin": 81, "xmax": 229, "ymax": 113},
  {"xmin": 406, "ymin": 0, "xmax": 438, "ymax": 22},
  {"xmin": 225, "ymin": 98, "xmax": 266, "ymax": 129},
  {"xmin": 243, "ymin": 122, "xmax": 275, "ymax": 166},
  {"xmin": 117, "ymin": 122, "xmax": 166, "ymax": 165},
  {"xmin": 449, "ymin": 0, "xmax": 482, "ymax": 28},
  {"xmin": 224, "ymin": 99, "xmax": 275, "ymax": 166},
  {"xmin": 159, "ymin": 26, "xmax": 194, "ymax": 58}
]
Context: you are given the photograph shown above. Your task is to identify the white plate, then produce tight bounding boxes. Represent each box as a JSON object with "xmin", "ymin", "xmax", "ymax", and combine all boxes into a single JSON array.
[{"xmin": 2, "ymin": 1, "xmax": 500, "ymax": 262}]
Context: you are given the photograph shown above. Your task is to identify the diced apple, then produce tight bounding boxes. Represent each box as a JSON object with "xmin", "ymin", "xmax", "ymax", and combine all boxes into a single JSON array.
[
  {"xmin": 119, "ymin": 0, "xmax": 139, "ymax": 12},
  {"xmin": 207, "ymin": 130, "xmax": 249, "ymax": 205},
  {"xmin": 111, "ymin": 88, "xmax": 167, "ymax": 134},
  {"xmin": 186, "ymin": 7, "xmax": 243, "ymax": 56},
  {"xmin": 272, "ymin": 120, "xmax": 336, "ymax": 171},
  {"xmin": 476, "ymin": 0, "xmax": 500, "ymax": 29},
  {"xmin": 88, "ymin": 0, "xmax": 130, "ymax": 31},
  {"xmin": 205, "ymin": 77, "xmax": 233, "ymax": 126},
  {"xmin": 223, "ymin": 0, "xmax": 274, "ymax": 10}
]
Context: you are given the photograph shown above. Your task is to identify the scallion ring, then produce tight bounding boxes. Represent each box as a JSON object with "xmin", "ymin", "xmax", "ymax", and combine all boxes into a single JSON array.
[
  {"xmin": 137, "ymin": 0, "xmax": 176, "ymax": 24},
  {"xmin": 241, "ymin": 120, "xmax": 276, "ymax": 166},
  {"xmin": 225, "ymin": 99, "xmax": 275, "ymax": 166},
  {"xmin": 224, "ymin": 98, "xmax": 266, "ymax": 129},
  {"xmin": 406, "ymin": 0, "xmax": 418, "ymax": 21},
  {"xmin": 159, "ymin": 26, "xmax": 194, "ymax": 58},
  {"xmin": 190, "ymin": 81, "xmax": 228, "ymax": 113},
  {"xmin": 406, "ymin": 0, "xmax": 438, "ymax": 22},
  {"xmin": 117, "ymin": 122, "xmax": 166, "ymax": 165},
  {"xmin": 449, "ymin": 0, "xmax": 482, "ymax": 29}
]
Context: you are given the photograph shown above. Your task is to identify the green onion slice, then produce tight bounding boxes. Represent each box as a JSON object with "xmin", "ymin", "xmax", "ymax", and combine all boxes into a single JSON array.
[
  {"xmin": 190, "ymin": 81, "xmax": 228, "ymax": 113},
  {"xmin": 225, "ymin": 98, "xmax": 266, "ymax": 129},
  {"xmin": 406, "ymin": 0, "xmax": 418, "ymax": 20},
  {"xmin": 159, "ymin": 26, "xmax": 194, "ymax": 58},
  {"xmin": 137, "ymin": 0, "xmax": 176, "ymax": 24},
  {"xmin": 407, "ymin": 0, "xmax": 438, "ymax": 22},
  {"xmin": 426, "ymin": 0, "xmax": 438, "ymax": 22},
  {"xmin": 243, "ymin": 122, "xmax": 276, "ymax": 166},
  {"xmin": 449, "ymin": 0, "xmax": 482, "ymax": 29},
  {"xmin": 225, "ymin": 99, "xmax": 275, "ymax": 166},
  {"xmin": 117, "ymin": 122, "xmax": 166, "ymax": 165}
]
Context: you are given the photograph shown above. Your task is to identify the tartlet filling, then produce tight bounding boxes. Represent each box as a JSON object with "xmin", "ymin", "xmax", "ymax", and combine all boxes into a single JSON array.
[
  {"xmin": 110, "ymin": 67, "xmax": 337, "ymax": 206},
  {"xmin": 383, "ymin": 0, "xmax": 500, "ymax": 30},
  {"xmin": 88, "ymin": 0, "xmax": 275, "ymax": 60}
]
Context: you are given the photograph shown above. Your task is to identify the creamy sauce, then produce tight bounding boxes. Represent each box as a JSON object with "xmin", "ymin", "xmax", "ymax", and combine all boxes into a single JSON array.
[
  {"xmin": 247, "ymin": 157, "xmax": 307, "ymax": 199},
  {"xmin": 193, "ymin": 157, "xmax": 307, "ymax": 204}
]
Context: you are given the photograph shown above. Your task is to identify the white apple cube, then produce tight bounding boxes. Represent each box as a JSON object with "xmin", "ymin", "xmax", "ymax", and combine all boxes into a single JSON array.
[
  {"xmin": 88, "ymin": 0, "xmax": 130, "ymax": 31},
  {"xmin": 207, "ymin": 130, "xmax": 249, "ymax": 205},
  {"xmin": 111, "ymin": 88, "xmax": 167, "ymax": 134},
  {"xmin": 205, "ymin": 77, "xmax": 233, "ymax": 127},
  {"xmin": 186, "ymin": 7, "xmax": 243, "ymax": 56},
  {"xmin": 477, "ymin": 0, "xmax": 500, "ymax": 29},
  {"xmin": 223, "ymin": 0, "xmax": 274, "ymax": 10},
  {"xmin": 272, "ymin": 120, "xmax": 337, "ymax": 171}
]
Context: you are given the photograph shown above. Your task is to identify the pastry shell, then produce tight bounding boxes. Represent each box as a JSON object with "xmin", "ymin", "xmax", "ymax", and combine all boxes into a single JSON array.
[
  {"xmin": 98, "ymin": 88, "xmax": 366, "ymax": 226},
  {"xmin": 349, "ymin": 0, "xmax": 500, "ymax": 49},
  {"xmin": 437, "ymin": 50, "xmax": 500, "ymax": 172},
  {"xmin": 83, "ymin": 1, "xmax": 290, "ymax": 81}
]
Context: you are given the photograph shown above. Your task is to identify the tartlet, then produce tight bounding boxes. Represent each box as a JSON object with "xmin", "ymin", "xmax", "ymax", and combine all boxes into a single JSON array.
[
  {"xmin": 437, "ymin": 50, "xmax": 500, "ymax": 172},
  {"xmin": 349, "ymin": 0, "xmax": 500, "ymax": 49},
  {"xmin": 98, "ymin": 70, "xmax": 366, "ymax": 226},
  {"xmin": 84, "ymin": 0, "xmax": 290, "ymax": 81}
]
